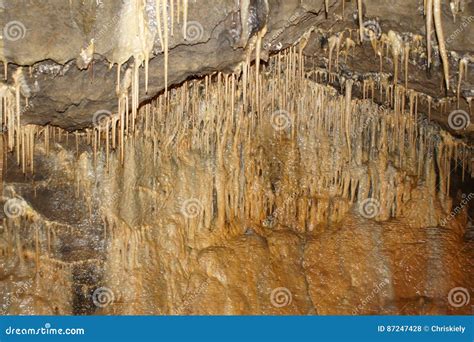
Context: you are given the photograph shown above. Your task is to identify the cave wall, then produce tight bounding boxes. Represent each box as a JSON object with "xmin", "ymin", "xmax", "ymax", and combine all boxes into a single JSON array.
[
  {"xmin": 0, "ymin": 0, "xmax": 473, "ymax": 135},
  {"xmin": 1, "ymin": 50, "xmax": 472, "ymax": 314}
]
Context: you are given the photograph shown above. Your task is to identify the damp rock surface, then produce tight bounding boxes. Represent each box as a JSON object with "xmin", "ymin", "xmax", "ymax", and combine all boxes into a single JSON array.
[
  {"xmin": 0, "ymin": 46, "xmax": 472, "ymax": 315},
  {"xmin": 0, "ymin": 0, "xmax": 473, "ymax": 140}
]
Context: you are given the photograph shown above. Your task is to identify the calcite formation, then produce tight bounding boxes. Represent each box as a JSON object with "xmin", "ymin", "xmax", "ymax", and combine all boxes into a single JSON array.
[{"xmin": 0, "ymin": 0, "xmax": 473, "ymax": 315}]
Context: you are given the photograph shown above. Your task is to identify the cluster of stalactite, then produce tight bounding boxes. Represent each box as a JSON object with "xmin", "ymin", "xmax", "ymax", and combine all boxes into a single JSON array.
[
  {"xmin": 0, "ymin": 184, "xmax": 108, "ymax": 313},
  {"xmin": 0, "ymin": 208, "xmax": 80, "ymax": 314},
  {"xmin": 1, "ymin": 46, "xmax": 472, "ymax": 292},
  {"xmin": 356, "ymin": 0, "xmax": 468, "ymax": 91},
  {"xmin": 325, "ymin": 26, "xmax": 472, "ymax": 111},
  {"xmin": 0, "ymin": 0, "xmax": 472, "ymax": 315}
]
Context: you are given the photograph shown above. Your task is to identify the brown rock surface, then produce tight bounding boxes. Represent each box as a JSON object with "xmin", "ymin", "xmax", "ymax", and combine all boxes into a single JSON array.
[
  {"xmin": 0, "ymin": 0, "xmax": 473, "ymax": 316},
  {"xmin": 0, "ymin": 0, "xmax": 473, "ymax": 138},
  {"xmin": 1, "ymin": 50, "xmax": 472, "ymax": 314}
]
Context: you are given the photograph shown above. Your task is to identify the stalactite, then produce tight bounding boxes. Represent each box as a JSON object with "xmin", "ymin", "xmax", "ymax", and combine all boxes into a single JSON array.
[
  {"xmin": 426, "ymin": 0, "xmax": 433, "ymax": 68},
  {"xmin": 404, "ymin": 43, "xmax": 410, "ymax": 89},
  {"xmin": 328, "ymin": 35, "xmax": 338, "ymax": 74},
  {"xmin": 2, "ymin": 40, "xmax": 473, "ymax": 269},
  {"xmin": 450, "ymin": 0, "xmax": 462, "ymax": 21},
  {"xmin": 163, "ymin": 0, "xmax": 169, "ymax": 93},
  {"xmin": 357, "ymin": 0, "xmax": 364, "ymax": 43},
  {"xmin": 388, "ymin": 31, "xmax": 402, "ymax": 86},
  {"xmin": 132, "ymin": 59, "xmax": 141, "ymax": 131},
  {"xmin": 344, "ymin": 37, "xmax": 356, "ymax": 62},
  {"xmin": 183, "ymin": 0, "xmax": 188, "ymax": 40},
  {"xmin": 255, "ymin": 27, "xmax": 268, "ymax": 115},
  {"xmin": 344, "ymin": 80, "xmax": 353, "ymax": 156},
  {"xmin": 155, "ymin": 0, "xmax": 164, "ymax": 51},
  {"xmin": 335, "ymin": 32, "xmax": 343, "ymax": 70},
  {"xmin": 433, "ymin": 0, "xmax": 450, "ymax": 89},
  {"xmin": 118, "ymin": 67, "xmax": 132, "ymax": 163},
  {"xmin": 457, "ymin": 57, "xmax": 468, "ymax": 108}
]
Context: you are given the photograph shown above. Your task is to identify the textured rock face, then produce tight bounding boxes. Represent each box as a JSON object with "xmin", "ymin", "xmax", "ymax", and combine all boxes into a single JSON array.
[
  {"xmin": 0, "ymin": 48, "xmax": 472, "ymax": 314},
  {"xmin": 1, "ymin": 0, "xmax": 473, "ymax": 134},
  {"xmin": 0, "ymin": 0, "xmax": 473, "ymax": 316},
  {"xmin": 3, "ymin": 0, "xmax": 308, "ymax": 128}
]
